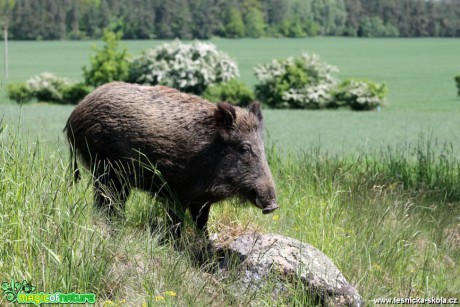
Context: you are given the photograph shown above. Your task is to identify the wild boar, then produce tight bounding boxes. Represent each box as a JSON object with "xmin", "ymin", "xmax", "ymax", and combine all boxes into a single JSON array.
[{"xmin": 65, "ymin": 82, "xmax": 278, "ymax": 238}]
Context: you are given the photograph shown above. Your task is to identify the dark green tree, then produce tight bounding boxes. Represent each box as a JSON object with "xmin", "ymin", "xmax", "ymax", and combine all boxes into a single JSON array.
[
  {"xmin": 40, "ymin": 0, "xmax": 66, "ymax": 39},
  {"xmin": 172, "ymin": 0, "xmax": 193, "ymax": 39},
  {"xmin": 155, "ymin": 0, "xmax": 192, "ymax": 39},
  {"xmin": 244, "ymin": 7, "xmax": 266, "ymax": 37},
  {"xmin": 190, "ymin": 0, "xmax": 224, "ymax": 39},
  {"xmin": 359, "ymin": 16, "xmax": 399, "ymax": 37},
  {"xmin": 10, "ymin": 0, "xmax": 41, "ymax": 39},
  {"xmin": 4, "ymin": 0, "xmax": 460, "ymax": 39},
  {"xmin": 263, "ymin": 0, "xmax": 288, "ymax": 25},
  {"xmin": 110, "ymin": 0, "xmax": 156, "ymax": 39},
  {"xmin": 343, "ymin": 0, "xmax": 361, "ymax": 35},
  {"xmin": 312, "ymin": 0, "xmax": 346, "ymax": 35},
  {"xmin": 224, "ymin": 7, "xmax": 245, "ymax": 38}
]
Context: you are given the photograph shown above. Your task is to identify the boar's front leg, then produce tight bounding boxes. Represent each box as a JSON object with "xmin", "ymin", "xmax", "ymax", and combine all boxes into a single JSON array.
[{"xmin": 189, "ymin": 203, "xmax": 211, "ymax": 238}]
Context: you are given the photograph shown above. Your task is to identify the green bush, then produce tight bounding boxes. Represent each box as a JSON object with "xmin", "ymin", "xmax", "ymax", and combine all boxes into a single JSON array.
[
  {"xmin": 254, "ymin": 53, "xmax": 338, "ymax": 109},
  {"xmin": 455, "ymin": 75, "xmax": 460, "ymax": 96},
  {"xmin": 62, "ymin": 83, "xmax": 91, "ymax": 104},
  {"xmin": 83, "ymin": 29, "xmax": 130, "ymax": 87},
  {"xmin": 202, "ymin": 80, "xmax": 255, "ymax": 106},
  {"xmin": 333, "ymin": 79, "xmax": 387, "ymax": 111},
  {"xmin": 128, "ymin": 40, "xmax": 239, "ymax": 95},
  {"xmin": 7, "ymin": 82, "xmax": 33, "ymax": 103}
]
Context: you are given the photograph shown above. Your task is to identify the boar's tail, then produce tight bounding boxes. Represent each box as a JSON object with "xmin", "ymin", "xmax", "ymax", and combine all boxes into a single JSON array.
[{"xmin": 64, "ymin": 120, "xmax": 81, "ymax": 183}]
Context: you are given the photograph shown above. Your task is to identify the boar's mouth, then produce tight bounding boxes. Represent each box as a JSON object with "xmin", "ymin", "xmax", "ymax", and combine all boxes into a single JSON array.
[{"xmin": 249, "ymin": 189, "xmax": 279, "ymax": 215}]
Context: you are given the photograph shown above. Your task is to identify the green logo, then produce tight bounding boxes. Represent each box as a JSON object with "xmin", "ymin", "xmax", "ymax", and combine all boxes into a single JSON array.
[
  {"xmin": 1, "ymin": 279, "xmax": 36, "ymax": 303},
  {"xmin": 1, "ymin": 279, "xmax": 96, "ymax": 305}
]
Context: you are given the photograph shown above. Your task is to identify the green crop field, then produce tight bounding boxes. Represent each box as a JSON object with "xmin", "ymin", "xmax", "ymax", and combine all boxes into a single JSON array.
[
  {"xmin": 1, "ymin": 38, "xmax": 460, "ymax": 306},
  {"xmin": 2, "ymin": 38, "xmax": 460, "ymax": 156},
  {"xmin": 3, "ymin": 38, "xmax": 460, "ymax": 111}
]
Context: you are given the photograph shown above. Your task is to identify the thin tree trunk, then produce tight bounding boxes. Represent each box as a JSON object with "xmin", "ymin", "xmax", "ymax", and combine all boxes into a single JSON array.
[
  {"xmin": 72, "ymin": 2, "xmax": 79, "ymax": 34},
  {"xmin": 4, "ymin": 22, "xmax": 7, "ymax": 79}
]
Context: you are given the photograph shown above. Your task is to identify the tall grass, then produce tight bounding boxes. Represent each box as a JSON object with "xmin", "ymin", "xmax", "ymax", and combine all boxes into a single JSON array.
[
  {"xmin": 0, "ymin": 123, "xmax": 108, "ymax": 293},
  {"xmin": 265, "ymin": 140, "xmax": 460, "ymax": 299},
  {"xmin": 1, "ymin": 117, "xmax": 459, "ymax": 305}
]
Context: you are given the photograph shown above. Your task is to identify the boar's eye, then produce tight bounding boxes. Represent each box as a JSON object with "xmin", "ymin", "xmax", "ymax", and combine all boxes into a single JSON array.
[{"xmin": 240, "ymin": 144, "xmax": 251, "ymax": 154}]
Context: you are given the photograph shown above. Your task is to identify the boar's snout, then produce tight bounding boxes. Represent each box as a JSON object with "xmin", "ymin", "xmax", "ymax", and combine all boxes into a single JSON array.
[
  {"xmin": 249, "ymin": 156, "xmax": 279, "ymax": 215},
  {"xmin": 260, "ymin": 199, "xmax": 279, "ymax": 214},
  {"xmin": 253, "ymin": 186, "xmax": 279, "ymax": 215}
]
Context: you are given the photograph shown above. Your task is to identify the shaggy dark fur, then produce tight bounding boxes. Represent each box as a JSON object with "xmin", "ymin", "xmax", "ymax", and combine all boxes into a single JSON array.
[{"xmin": 65, "ymin": 82, "xmax": 278, "ymax": 238}]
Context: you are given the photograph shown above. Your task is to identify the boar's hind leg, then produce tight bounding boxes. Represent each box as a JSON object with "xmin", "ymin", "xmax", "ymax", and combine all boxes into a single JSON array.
[
  {"xmin": 189, "ymin": 203, "xmax": 211, "ymax": 238},
  {"xmin": 164, "ymin": 201, "xmax": 188, "ymax": 240},
  {"xmin": 93, "ymin": 161, "xmax": 131, "ymax": 215}
]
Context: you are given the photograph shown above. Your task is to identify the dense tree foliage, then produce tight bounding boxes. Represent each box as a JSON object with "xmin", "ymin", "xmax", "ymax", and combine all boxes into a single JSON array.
[{"xmin": 2, "ymin": 0, "xmax": 460, "ymax": 39}]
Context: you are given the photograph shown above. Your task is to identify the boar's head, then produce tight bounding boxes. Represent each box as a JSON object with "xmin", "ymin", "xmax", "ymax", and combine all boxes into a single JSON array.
[{"xmin": 213, "ymin": 102, "xmax": 279, "ymax": 214}]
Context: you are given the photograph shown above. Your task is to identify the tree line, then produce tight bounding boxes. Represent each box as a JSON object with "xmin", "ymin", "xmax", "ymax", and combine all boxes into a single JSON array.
[{"xmin": 3, "ymin": 0, "xmax": 460, "ymax": 40}]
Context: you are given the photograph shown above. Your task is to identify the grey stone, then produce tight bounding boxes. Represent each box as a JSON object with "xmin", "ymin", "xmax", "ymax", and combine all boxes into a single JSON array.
[{"xmin": 214, "ymin": 232, "xmax": 363, "ymax": 307}]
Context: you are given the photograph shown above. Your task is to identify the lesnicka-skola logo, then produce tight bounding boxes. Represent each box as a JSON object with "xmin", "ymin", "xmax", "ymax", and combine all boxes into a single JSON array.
[{"xmin": 1, "ymin": 279, "xmax": 96, "ymax": 305}]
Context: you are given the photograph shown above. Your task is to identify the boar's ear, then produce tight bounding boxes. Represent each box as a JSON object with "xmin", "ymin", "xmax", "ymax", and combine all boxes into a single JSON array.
[
  {"xmin": 215, "ymin": 102, "xmax": 236, "ymax": 133},
  {"xmin": 249, "ymin": 101, "xmax": 263, "ymax": 122}
]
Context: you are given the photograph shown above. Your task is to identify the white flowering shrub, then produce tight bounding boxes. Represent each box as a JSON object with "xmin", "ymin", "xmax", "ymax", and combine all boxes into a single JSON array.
[
  {"xmin": 254, "ymin": 53, "xmax": 338, "ymax": 109},
  {"xmin": 282, "ymin": 84, "xmax": 335, "ymax": 109},
  {"xmin": 8, "ymin": 72, "xmax": 90, "ymax": 104},
  {"xmin": 333, "ymin": 79, "xmax": 387, "ymax": 111},
  {"xmin": 128, "ymin": 40, "xmax": 239, "ymax": 95},
  {"xmin": 27, "ymin": 72, "xmax": 70, "ymax": 102}
]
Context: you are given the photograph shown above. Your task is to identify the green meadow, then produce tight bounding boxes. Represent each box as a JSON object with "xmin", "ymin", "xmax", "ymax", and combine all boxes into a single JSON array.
[{"xmin": 1, "ymin": 38, "xmax": 460, "ymax": 305}]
